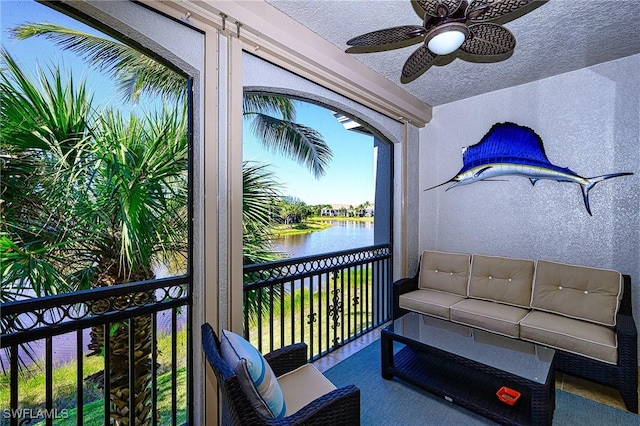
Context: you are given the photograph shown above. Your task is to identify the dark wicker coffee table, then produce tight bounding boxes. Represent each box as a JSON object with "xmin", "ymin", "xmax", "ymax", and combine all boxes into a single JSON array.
[{"xmin": 382, "ymin": 312, "xmax": 555, "ymax": 425}]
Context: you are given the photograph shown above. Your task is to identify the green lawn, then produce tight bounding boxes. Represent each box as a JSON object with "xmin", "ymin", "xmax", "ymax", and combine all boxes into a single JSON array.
[
  {"xmin": 38, "ymin": 366, "xmax": 187, "ymax": 426},
  {"xmin": 0, "ymin": 328, "xmax": 187, "ymax": 425},
  {"xmin": 272, "ymin": 219, "xmax": 331, "ymax": 237},
  {"xmin": 247, "ymin": 266, "xmax": 378, "ymax": 354}
]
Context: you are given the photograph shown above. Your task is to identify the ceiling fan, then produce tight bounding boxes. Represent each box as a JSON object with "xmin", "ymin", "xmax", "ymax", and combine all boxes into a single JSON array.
[{"xmin": 346, "ymin": 0, "xmax": 539, "ymax": 83}]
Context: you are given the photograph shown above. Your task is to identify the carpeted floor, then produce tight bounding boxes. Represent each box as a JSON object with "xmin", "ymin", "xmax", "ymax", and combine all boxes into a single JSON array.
[{"xmin": 324, "ymin": 340, "xmax": 639, "ymax": 425}]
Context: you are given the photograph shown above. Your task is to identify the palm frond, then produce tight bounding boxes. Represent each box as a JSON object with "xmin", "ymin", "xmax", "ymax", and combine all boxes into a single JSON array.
[
  {"xmin": 0, "ymin": 49, "xmax": 93, "ymax": 155},
  {"xmin": 243, "ymin": 93, "xmax": 296, "ymax": 121},
  {"xmin": 9, "ymin": 23, "xmax": 185, "ymax": 102},
  {"xmin": 242, "ymin": 161, "xmax": 281, "ymax": 228},
  {"xmin": 248, "ymin": 113, "xmax": 333, "ymax": 179}
]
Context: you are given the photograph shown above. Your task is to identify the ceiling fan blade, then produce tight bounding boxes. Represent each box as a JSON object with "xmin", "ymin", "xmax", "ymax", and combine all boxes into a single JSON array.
[
  {"xmin": 401, "ymin": 45, "xmax": 437, "ymax": 83},
  {"xmin": 346, "ymin": 25, "xmax": 426, "ymax": 47},
  {"xmin": 460, "ymin": 23, "xmax": 516, "ymax": 56},
  {"xmin": 417, "ymin": 0, "xmax": 463, "ymax": 17},
  {"xmin": 466, "ymin": 0, "xmax": 535, "ymax": 22}
]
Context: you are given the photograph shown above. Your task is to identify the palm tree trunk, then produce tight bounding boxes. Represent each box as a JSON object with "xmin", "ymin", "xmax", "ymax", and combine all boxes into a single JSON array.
[
  {"xmin": 87, "ymin": 263, "xmax": 155, "ymax": 426},
  {"xmin": 109, "ymin": 314, "xmax": 153, "ymax": 425}
]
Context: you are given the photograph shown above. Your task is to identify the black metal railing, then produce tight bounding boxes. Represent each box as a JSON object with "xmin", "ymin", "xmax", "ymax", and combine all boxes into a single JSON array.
[
  {"xmin": 243, "ymin": 244, "xmax": 392, "ymax": 360},
  {"xmin": 0, "ymin": 278, "xmax": 190, "ymax": 426}
]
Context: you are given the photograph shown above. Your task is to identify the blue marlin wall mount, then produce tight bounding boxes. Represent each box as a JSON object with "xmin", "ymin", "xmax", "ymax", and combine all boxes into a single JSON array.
[{"xmin": 424, "ymin": 122, "xmax": 633, "ymax": 215}]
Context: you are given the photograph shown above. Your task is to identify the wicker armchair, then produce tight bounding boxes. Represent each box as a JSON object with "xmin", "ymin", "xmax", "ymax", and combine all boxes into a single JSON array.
[{"xmin": 201, "ymin": 323, "xmax": 361, "ymax": 425}]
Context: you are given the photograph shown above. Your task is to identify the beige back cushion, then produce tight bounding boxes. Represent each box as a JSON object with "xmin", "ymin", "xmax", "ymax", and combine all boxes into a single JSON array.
[
  {"xmin": 419, "ymin": 250, "xmax": 470, "ymax": 296},
  {"xmin": 468, "ymin": 254, "xmax": 535, "ymax": 308},
  {"xmin": 531, "ymin": 260, "xmax": 622, "ymax": 326}
]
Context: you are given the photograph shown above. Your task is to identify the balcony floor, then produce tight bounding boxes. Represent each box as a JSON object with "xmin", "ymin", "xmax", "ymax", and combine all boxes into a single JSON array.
[{"xmin": 313, "ymin": 324, "xmax": 639, "ymax": 413}]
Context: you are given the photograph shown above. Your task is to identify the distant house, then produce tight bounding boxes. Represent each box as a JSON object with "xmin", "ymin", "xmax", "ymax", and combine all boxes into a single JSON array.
[
  {"xmin": 360, "ymin": 207, "xmax": 374, "ymax": 217},
  {"xmin": 320, "ymin": 208, "xmax": 336, "ymax": 217},
  {"xmin": 320, "ymin": 204, "xmax": 374, "ymax": 217}
]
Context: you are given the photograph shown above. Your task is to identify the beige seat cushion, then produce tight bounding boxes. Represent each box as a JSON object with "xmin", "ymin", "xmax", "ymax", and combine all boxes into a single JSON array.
[
  {"xmin": 399, "ymin": 289, "xmax": 466, "ymax": 320},
  {"xmin": 450, "ymin": 299, "xmax": 529, "ymax": 338},
  {"xmin": 419, "ymin": 250, "xmax": 471, "ymax": 296},
  {"xmin": 532, "ymin": 260, "xmax": 622, "ymax": 326},
  {"xmin": 520, "ymin": 310, "xmax": 617, "ymax": 364},
  {"xmin": 468, "ymin": 254, "xmax": 535, "ymax": 308},
  {"xmin": 277, "ymin": 364, "xmax": 336, "ymax": 416}
]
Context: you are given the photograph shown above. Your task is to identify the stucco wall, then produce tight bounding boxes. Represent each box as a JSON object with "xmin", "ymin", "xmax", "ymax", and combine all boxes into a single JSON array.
[{"xmin": 419, "ymin": 54, "xmax": 640, "ymax": 345}]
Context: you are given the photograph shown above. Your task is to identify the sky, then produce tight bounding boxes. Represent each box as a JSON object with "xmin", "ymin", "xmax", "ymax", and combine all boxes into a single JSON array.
[
  {"xmin": 2, "ymin": 0, "xmax": 376, "ymax": 207},
  {"xmin": 243, "ymin": 102, "xmax": 375, "ymax": 206},
  {"xmin": 2, "ymin": 1, "xmax": 109, "ymax": 92},
  {"xmin": 1, "ymin": 0, "xmax": 162, "ymax": 116}
]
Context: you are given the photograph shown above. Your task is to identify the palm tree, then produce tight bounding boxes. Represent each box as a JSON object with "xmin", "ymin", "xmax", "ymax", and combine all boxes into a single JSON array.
[
  {"xmin": 1, "ymin": 48, "xmax": 188, "ymax": 425},
  {"xmin": 83, "ymin": 107, "xmax": 188, "ymax": 426}
]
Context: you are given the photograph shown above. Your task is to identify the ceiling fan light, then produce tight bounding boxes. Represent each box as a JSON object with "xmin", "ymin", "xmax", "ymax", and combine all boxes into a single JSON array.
[{"xmin": 425, "ymin": 23, "xmax": 469, "ymax": 55}]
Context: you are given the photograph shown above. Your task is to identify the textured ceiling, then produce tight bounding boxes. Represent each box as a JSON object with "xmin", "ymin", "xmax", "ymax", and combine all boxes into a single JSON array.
[{"xmin": 265, "ymin": 0, "xmax": 640, "ymax": 106}]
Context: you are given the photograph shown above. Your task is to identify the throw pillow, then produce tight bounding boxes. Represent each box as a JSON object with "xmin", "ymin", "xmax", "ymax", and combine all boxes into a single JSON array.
[{"xmin": 220, "ymin": 329, "xmax": 287, "ymax": 418}]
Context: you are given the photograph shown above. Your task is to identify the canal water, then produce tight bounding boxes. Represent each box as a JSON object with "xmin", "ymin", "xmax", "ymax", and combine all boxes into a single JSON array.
[{"xmin": 270, "ymin": 220, "xmax": 374, "ymax": 257}]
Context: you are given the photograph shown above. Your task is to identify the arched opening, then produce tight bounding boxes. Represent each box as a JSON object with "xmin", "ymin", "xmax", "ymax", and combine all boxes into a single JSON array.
[
  {"xmin": 242, "ymin": 92, "xmax": 393, "ymax": 256},
  {"xmin": 241, "ymin": 59, "xmax": 396, "ymax": 358}
]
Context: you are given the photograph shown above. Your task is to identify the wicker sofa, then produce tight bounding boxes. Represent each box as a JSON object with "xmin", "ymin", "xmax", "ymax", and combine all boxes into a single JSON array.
[{"xmin": 393, "ymin": 250, "xmax": 638, "ymax": 413}]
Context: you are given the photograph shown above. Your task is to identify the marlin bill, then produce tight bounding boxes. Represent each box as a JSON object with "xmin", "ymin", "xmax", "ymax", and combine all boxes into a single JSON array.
[{"xmin": 424, "ymin": 122, "xmax": 633, "ymax": 215}]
